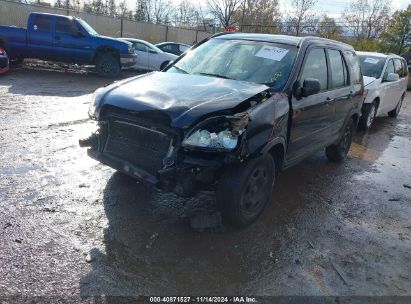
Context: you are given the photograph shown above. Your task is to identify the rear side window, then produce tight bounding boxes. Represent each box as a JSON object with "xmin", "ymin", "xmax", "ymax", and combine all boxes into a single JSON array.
[
  {"xmin": 344, "ymin": 51, "xmax": 361, "ymax": 85},
  {"xmin": 180, "ymin": 45, "xmax": 189, "ymax": 52},
  {"xmin": 328, "ymin": 49, "xmax": 348, "ymax": 88},
  {"xmin": 300, "ymin": 48, "xmax": 328, "ymax": 91},
  {"xmin": 33, "ymin": 15, "xmax": 51, "ymax": 32},
  {"xmin": 384, "ymin": 59, "xmax": 395, "ymax": 80}
]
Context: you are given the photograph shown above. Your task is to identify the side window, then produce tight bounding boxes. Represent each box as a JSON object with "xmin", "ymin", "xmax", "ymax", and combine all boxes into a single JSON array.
[
  {"xmin": 134, "ymin": 42, "xmax": 149, "ymax": 52},
  {"xmin": 394, "ymin": 59, "xmax": 404, "ymax": 77},
  {"xmin": 328, "ymin": 49, "xmax": 348, "ymax": 88},
  {"xmin": 33, "ymin": 15, "xmax": 51, "ymax": 32},
  {"xmin": 162, "ymin": 44, "xmax": 172, "ymax": 52},
  {"xmin": 384, "ymin": 59, "xmax": 395, "ymax": 80},
  {"xmin": 55, "ymin": 18, "xmax": 73, "ymax": 34},
  {"xmin": 180, "ymin": 45, "xmax": 189, "ymax": 53},
  {"xmin": 344, "ymin": 51, "xmax": 361, "ymax": 85},
  {"xmin": 300, "ymin": 48, "xmax": 328, "ymax": 91}
]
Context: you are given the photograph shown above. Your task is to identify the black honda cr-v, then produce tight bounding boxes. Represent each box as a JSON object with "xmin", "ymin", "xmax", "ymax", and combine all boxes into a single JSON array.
[{"xmin": 81, "ymin": 33, "xmax": 364, "ymax": 227}]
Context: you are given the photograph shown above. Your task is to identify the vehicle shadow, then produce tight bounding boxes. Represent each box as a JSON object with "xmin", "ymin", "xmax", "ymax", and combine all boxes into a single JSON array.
[
  {"xmin": 3, "ymin": 64, "xmax": 141, "ymax": 97},
  {"xmin": 79, "ymin": 151, "xmax": 345, "ymax": 297}
]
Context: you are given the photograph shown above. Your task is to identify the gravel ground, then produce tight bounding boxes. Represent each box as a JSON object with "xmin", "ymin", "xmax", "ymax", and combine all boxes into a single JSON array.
[{"xmin": 0, "ymin": 65, "xmax": 410, "ymax": 301}]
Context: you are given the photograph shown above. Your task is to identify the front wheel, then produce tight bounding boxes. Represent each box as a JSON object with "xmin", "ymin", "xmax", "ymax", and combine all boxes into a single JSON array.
[
  {"xmin": 95, "ymin": 53, "xmax": 121, "ymax": 78},
  {"xmin": 216, "ymin": 154, "xmax": 275, "ymax": 227},
  {"xmin": 388, "ymin": 94, "xmax": 404, "ymax": 118},
  {"xmin": 325, "ymin": 118, "xmax": 355, "ymax": 163}
]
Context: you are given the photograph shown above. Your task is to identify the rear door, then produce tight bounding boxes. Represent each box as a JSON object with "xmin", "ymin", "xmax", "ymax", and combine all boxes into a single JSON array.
[
  {"xmin": 27, "ymin": 14, "xmax": 54, "ymax": 60},
  {"xmin": 287, "ymin": 47, "xmax": 335, "ymax": 162},
  {"xmin": 326, "ymin": 48, "xmax": 353, "ymax": 138}
]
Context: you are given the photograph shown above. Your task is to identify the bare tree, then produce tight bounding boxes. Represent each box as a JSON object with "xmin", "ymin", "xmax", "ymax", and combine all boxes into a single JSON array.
[
  {"xmin": 152, "ymin": 0, "xmax": 174, "ymax": 24},
  {"xmin": 343, "ymin": 0, "xmax": 391, "ymax": 39},
  {"xmin": 174, "ymin": 0, "xmax": 199, "ymax": 26},
  {"xmin": 316, "ymin": 14, "xmax": 342, "ymax": 39},
  {"xmin": 285, "ymin": 0, "xmax": 318, "ymax": 36},
  {"xmin": 208, "ymin": 0, "xmax": 243, "ymax": 28}
]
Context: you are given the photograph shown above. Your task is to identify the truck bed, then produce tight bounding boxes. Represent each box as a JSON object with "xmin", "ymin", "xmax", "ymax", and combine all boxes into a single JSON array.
[{"xmin": 0, "ymin": 26, "xmax": 27, "ymax": 59}]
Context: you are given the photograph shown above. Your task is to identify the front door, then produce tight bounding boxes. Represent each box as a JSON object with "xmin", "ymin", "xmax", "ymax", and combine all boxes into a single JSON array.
[
  {"xmin": 52, "ymin": 17, "xmax": 90, "ymax": 64},
  {"xmin": 287, "ymin": 47, "xmax": 336, "ymax": 163},
  {"xmin": 27, "ymin": 14, "xmax": 54, "ymax": 60},
  {"xmin": 379, "ymin": 59, "xmax": 400, "ymax": 113}
]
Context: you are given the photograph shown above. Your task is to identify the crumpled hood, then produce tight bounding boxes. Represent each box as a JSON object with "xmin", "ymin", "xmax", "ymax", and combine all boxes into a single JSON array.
[
  {"xmin": 363, "ymin": 76, "xmax": 377, "ymax": 87},
  {"xmin": 97, "ymin": 72, "xmax": 269, "ymax": 128}
]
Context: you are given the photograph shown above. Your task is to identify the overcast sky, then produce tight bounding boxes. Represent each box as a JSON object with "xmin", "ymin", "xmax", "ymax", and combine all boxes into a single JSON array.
[{"xmin": 279, "ymin": 0, "xmax": 410, "ymax": 18}]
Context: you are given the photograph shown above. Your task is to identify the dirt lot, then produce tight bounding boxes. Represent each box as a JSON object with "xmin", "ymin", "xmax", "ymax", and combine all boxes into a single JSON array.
[{"xmin": 0, "ymin": 65, "xmax": 410, "ymax": 300}]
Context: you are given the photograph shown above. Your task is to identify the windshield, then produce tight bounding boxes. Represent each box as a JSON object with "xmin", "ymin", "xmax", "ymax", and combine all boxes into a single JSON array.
[
  {"xmin": 77, "ymin": 19, "xmax": 98, "ymax": 36},
  {"xmin": 358, "ymin": 55, "xmax": 385, "ymax": 78},
  {"xmin": 167, "ymin": 38, "xmax": 298, "ymax": 89}
]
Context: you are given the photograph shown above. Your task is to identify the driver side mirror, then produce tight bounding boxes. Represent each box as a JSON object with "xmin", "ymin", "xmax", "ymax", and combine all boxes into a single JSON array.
[
  {"xmin": 295, "ymin": 78, "xmax": 321, "ymax": 98},
  {"xmin": 148, "ymin": 49, "xmax": 157, "ymax": 54},
  {"xmin": 385, "ymin": 73, "xmax": 399, "ymax": 82}
]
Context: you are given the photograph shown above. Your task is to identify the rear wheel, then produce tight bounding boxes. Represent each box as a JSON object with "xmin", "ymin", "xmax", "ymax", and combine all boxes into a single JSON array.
[
  {"xmin": 95, "ymin": 53, "xmax": 120, "ymax": 78},
  {"xmin": 388, "ymin": 94, "xmax": 404, "ymax": 118},
  {"xmin": 216, "ymin": 154, "xmax": 275, "ymax": 227},
  {"xmin": 10, "ymin": 56, "xmax": 24, "ymax": 66},
  {"xmin": 325, "ymin": 118, "xmax": 355, "ymax": 162},
  {"xmin": 358, "ymin": 101, "xmax": 377, "ymax": 130}
]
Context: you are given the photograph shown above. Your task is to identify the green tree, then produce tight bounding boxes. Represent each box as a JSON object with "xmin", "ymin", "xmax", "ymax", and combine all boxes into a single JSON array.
[
  {"xmin": 316, "ymin": 15, "xmax": 342, "ymax": 39},
  {"xmin": 379, "ymin": 5, "xmax": 411, "ymax": 55}
]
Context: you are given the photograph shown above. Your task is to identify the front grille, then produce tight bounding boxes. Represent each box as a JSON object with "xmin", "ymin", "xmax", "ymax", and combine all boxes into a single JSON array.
[
  {"xmin": 104, "ymin": 120, "xmax": 172, "ymax": 175},
  {"xmin": 0, "ymin": 57, "xmax": 8, "ymax": 69}
]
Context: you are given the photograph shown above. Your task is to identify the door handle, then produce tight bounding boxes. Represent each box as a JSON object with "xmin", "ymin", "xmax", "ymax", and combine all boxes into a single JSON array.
[{"xmin": 325, "ymin": 97, "xmax": 334, "ymax": 104}]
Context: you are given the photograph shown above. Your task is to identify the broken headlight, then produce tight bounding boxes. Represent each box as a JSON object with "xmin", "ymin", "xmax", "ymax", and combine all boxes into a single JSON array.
[
  {"xmin": 88, "ymin": 87, "xmax": 106, "ymax": 119},
  {"xmin": 182, "ymin": 113, "xmax": 249, "ymax": 151}
]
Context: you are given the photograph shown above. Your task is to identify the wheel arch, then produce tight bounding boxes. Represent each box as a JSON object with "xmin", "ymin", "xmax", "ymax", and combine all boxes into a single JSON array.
[
  {"xmin": 259, "ymin": 137, "xmax": 286, "ymax": 174},
  {"xmin": 93, "ymin": 46, "xmax": 120, "ymax": 63}
]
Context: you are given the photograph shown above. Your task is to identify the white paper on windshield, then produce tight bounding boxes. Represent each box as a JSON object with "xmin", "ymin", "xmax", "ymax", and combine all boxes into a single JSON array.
[
  {"xmin": 364, "ymin": 57, "xmax": 380, "ymax": 64},
  {"xmin": 255, "ymin": 46, "xmax": 289, "ymax": 61}
]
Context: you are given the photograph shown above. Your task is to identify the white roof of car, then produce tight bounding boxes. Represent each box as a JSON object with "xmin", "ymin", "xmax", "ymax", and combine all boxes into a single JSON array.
[{"xmin": 356, "ymin": 51, "xmax": 403, "ymax": 60}]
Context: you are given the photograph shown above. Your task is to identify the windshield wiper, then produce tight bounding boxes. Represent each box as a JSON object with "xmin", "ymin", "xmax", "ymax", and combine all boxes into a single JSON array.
[
  {"xmin": 198, "ymin": 72, "xmax": 231, "ymax": 79},
  {"xmin": 173, "ymin": 65, "xmax": 189, "ymax": 74}
]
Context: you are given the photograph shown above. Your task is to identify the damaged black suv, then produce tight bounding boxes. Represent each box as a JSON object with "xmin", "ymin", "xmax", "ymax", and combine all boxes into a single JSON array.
[{"xmin": 81, "ymin": 33, "xmax": 364, "ymax": 227}]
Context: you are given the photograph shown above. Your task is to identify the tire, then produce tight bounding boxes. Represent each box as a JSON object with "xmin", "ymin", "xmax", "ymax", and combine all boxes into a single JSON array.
[
  {"xmin": 358, "ymin": 101, "xmax": 377, "ymax": 130},
  {"xmin": 95, "ymin": 53, "xmax": 120, "ymax": 78},
  {"xmin": 216, "ymin": 154, "xmax": 275, "ymax": 227},
  {"xmin": 388, "ymin": 94, "xmax": 404, "ymax": 118},
  {"xmin": 160, "ymin": 61, "xmax": 169, "ymax": 70},
  {"xmin": 325, "ymin": 118, "xmax": 355, "ymax": 163},
  {"xmin": 10, "ymin": 56, "xmax": 24, "ymax": 66}
]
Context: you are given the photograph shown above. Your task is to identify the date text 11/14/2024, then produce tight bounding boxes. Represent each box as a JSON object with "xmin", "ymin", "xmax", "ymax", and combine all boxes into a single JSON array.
[{"xmin": 149, "ymin": 296, "xmax": 258, "ymax": 303}]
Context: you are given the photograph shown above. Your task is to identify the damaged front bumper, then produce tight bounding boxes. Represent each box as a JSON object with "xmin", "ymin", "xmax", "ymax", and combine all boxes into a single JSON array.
[{"xmin": 80, "ymin": 117, "xmax": 244, "ymax": 196}]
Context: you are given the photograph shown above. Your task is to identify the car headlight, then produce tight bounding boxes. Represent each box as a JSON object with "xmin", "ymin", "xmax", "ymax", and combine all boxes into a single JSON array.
[
  {"xmin": 128, "ymin": 44, "xmax": 134, "ymax": 54},
  {"xmin": 182, "ymin": 113, "xmax": 249, "ymax": 151},
  {"xmin": 88, "ymin": 88, "xmax": 105, "ymax": 119}
]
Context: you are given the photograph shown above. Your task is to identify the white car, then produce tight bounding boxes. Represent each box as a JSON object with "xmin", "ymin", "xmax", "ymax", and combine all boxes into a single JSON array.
[
  {"xmin": 357, "ymin": 52, "xmax": 408, "ymax": 130},
  {"xmin": 120, "ymin": 38, "xmax": 178, "ymax": 71}
]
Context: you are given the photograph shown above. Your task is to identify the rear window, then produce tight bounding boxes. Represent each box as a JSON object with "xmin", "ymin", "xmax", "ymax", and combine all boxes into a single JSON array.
[{"xmin": 32, "ymin": 15, "xmax": 51, "ymax": 32}]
